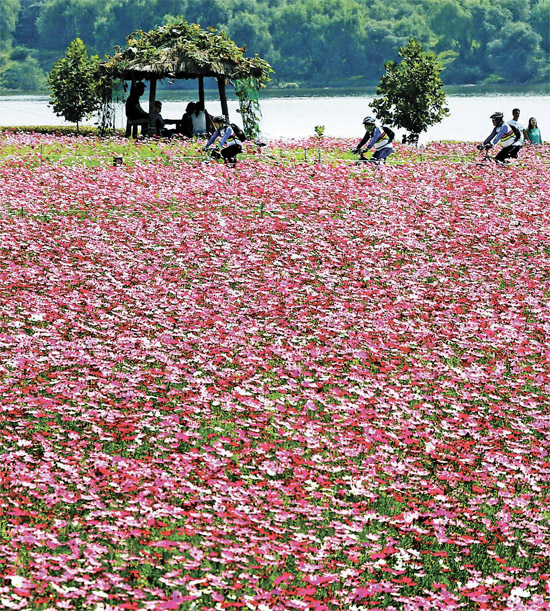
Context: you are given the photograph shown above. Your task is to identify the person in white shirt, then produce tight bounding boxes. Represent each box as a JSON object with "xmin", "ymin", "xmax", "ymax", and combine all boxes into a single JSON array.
[
  {"xmin": 190, "ymin": 101, "xmax": 214, "ymax": 136},
  {"xmin": 508, "ymin": 108, "xmax": 528, "ymax": 158}
]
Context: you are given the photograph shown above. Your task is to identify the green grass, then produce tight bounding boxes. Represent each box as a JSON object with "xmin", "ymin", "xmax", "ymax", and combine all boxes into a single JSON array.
[{"xmin": 0, "ymin": 125, "xmax": 105, "ymax": 136}]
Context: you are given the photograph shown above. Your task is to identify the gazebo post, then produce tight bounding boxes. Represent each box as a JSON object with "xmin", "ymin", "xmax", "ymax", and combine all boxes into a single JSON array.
[
  {"xmin": 198, "ymin": 77, "xmax": 205, "ymax": 108},
  {"xmin": 217, "ymin": 77, "xmax": 229, "ymax": 123},
  {"xmin": 148, "ymin": 77, "xmax": 157, "ymax": 135}
]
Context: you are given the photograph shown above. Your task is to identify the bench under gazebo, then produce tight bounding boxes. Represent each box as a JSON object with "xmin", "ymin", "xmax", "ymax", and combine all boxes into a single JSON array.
[{"xmin": 98, "ymin": 19, "xmax": 271, "ymax": 136}]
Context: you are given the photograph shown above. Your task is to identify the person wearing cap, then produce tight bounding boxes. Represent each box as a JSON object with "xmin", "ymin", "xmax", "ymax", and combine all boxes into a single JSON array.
[
  {"xmin": 352, "ymin": 116, "xmax": 394, "ymax": 163},
  {"xmin": 478, "ymin": 112, "xmax": 521, "ymax": 162},
  {"xmin": 203, "ymin": 115, "xmax": 242, "ymax": 166}
]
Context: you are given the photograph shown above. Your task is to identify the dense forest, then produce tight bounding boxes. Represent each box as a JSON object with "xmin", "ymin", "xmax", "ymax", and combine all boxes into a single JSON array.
[{"xmin": 1, "ymin": 0, "xmax": 549, "ymax": 90}]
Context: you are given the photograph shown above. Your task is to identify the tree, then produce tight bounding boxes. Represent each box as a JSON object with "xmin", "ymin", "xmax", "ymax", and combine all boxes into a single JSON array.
[
  {"xmin": 225, "ymin": 8, "xmax": 275, "ymax": 60},
  {"xmin": 0, "ymin": 0, "xmax": 20, "ymax": 51},
  {"xmin": 48, "ymin": 38, "xmax": 101, "ymax": 131},
  {"xmin": 530, "ymin": 0, "xmax": 550, "ymax": 54},
  {"xmin": 93, "ymin": 0, "xmax": 182, "ymax": 53},
  {"xmin": 371, "ymin": 38, "xmax": 449, "ymax": 141},
  {"xmin": 2, "ymin": 0, "xmax": 550, "ymax": 90},
  {"xmin": 1, "ymin": 55, "xmax": 46, "ymax": 90},
  {"xmin": 14, "ymin": 0, "xmax": 42, "ymax": 47},
  {"xmin": 487, "ymin": 22, "xmax": 544, "ymax": 83}
]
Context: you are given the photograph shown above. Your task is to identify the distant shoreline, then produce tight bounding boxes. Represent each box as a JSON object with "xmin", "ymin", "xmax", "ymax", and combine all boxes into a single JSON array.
[{"xmin": 2, "ymin": 82, "xmax": 550, "ymax": 99}]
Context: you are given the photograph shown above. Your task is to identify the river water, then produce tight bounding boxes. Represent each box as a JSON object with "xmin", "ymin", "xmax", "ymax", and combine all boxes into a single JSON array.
[{"xmin": 0, "ymin": 86, "xmax": 548, "ymax": 143}]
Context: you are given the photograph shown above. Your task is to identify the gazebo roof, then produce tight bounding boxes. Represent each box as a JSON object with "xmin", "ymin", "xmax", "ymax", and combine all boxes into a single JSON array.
[{"xmin": 100, "ymin": 19, "xmax": 271, "ymax": 83}]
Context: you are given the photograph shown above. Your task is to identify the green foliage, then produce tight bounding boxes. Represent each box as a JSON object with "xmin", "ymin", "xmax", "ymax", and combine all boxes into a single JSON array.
[
  {"xmin": 234, "ymin": 77, "xmax": 262, "ymax": 139},
  {"xmin": 1, "ymin": 55, "xmax": 46, "ymax": 90},
  {"xmin": 530, "ymin": 0, "xmax": 550, "ymax": 54},
  {"xmin": 102, "ymin": 18, "xmax": 271, "ymax": 86},
  {"xmin": 270, "ymin": 0, "xmax": 370, "ymax": 83},
  {"xmin": 47, "ymin": 38, "xmax": 101, "ymax": 130},
  {"xmin": 371, "ymin": 38, "xmax": 449, "ymax": 137},
  {"xmin": 36, "ymin": 0, "xmax": 104, "ymax": 51},
  {"xmin": 487, "ymin": 21, "xmax": 546, "ymax": 82},
  {"xmin": 0, "ymin": 0, "xmax": 20, "ymax": 52},
  {"xmin": 1, "ymin": 0, "xmax": 550, "ymax": 89},
  {"xmin": 9, "ymin": 45, "xmax": 30, "ymax": 62}
]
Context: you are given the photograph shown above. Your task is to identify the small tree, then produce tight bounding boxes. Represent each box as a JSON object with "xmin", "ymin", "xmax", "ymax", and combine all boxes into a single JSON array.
[
  {"xmin": 371, "ymin": 39, "xmax": 449, "ymax": 143},
  {"xmin": 48, "ymin": 38, "xmax": 101, "ymax": 132}
]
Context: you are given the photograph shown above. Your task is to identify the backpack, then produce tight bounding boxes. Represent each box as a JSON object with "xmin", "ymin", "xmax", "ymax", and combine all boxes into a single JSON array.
[
  {"xmin": 382, "ymin": 125, "xmax": 395, "ymax": 142},
  {"xmin": 230, "ymin": 123, "xmax": 247, "ymax": 142},
  {"xmin": 508, "ymin": 122, "xmax": 521, "ymax": 142}
]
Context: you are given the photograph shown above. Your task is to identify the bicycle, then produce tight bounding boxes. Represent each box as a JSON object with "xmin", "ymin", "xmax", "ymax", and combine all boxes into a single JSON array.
[
  {"xmin": 353, "ymin": 150, "xmax": 388, "ymax": 166},
  {"xmin": 475, "ymin": 144, "xmax": 500, "ymax": 166},
  {"xmin": 475, "ymin": 144, "xmax": 517, "ymax": 166}
]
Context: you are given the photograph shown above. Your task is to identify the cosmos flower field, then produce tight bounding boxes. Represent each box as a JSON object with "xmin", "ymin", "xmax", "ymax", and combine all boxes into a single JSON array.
[{"xmin": 0, "ymin": 134, "xmax": 549, "ymax": 610}]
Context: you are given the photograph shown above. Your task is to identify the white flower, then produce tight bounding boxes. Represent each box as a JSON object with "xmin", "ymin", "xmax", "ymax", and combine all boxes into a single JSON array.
[
  {"xmin": 510, "ymin": 586, "xmax": 530, "ymax": 599},
  {"xmin": 6, "ymin": 575, "xmax": 25, "ymax": 587},
  {"xmin": 303, "ymin": 479, "xmax": 319, "ymax": 491}
]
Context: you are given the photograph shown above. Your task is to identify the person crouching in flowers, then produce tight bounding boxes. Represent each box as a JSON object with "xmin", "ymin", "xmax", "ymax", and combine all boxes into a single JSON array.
[
  {"xmin": 203, "ymin": 115, "xmax": 242, "ymax": 166},
  {"xmin": 352, "ymin": 116, "xmax": 394, "ymax": 164}
]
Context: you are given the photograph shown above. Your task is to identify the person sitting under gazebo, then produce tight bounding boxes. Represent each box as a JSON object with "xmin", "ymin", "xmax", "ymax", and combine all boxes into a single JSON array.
[
  {"xmin": 172, "ymin": 101, "xmax": 215, "ymax": 138},
  {"xmin": 151, "ymin": 101, "xmax": 169, "ymax": 136},
  {"xmin": 191, "ymin": 101, "xmax": 214, "ymax": 136},
  {"xmin": 176, "ymin": 102, "xmax": 195, "ymax": 137},
  {"xmin": 125, "ymin": 81, "xmax": 149, "ymax": 137}
]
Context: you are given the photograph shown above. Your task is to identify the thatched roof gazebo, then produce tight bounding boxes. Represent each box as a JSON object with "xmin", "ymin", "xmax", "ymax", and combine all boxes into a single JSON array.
[{"xmin": 98, "ymin": 19, "xmax": 272, "ymax": 134}]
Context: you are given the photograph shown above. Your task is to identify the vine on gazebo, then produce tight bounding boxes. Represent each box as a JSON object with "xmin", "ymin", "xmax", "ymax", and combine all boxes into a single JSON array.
[
  {"xmin": 97, "ymin": 79, "xmax": 126, "ymax": 135},
  {"xmin": 234, "ymin": 78, "xmax": 263, "ymax": 140}
]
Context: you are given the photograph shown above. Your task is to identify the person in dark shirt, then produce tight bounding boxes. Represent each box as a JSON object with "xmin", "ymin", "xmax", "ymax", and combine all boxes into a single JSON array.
[
  {"xmin": 177, "ymin": 102, "xmax": 195, "ymax": 138},
  {"xmin": 125, "ymin": 81, "xmax": 149, "ymax": 137}
]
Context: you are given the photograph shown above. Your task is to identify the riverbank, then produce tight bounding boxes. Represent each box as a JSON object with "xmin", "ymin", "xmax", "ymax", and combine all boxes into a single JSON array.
[
  {"xmin": 2, "ymin": 82, "xmax": 550, "ymax": 97},
  {"xmin": 1, "ymin": 87, "xmax": 548, "ymax": 141}
]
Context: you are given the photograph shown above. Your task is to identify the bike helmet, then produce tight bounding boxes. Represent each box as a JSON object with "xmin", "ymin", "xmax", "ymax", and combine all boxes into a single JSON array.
[
  {"xmin": 362, "ymin": 115, "xmax": 376, "ymax": 125},
  {"xmin": 490, "ymin": 112, "xmax": 503, "ymax": 121},
  {"xmin": 212, "ymin": 115, "xmax": 225, "ymax": 124}
]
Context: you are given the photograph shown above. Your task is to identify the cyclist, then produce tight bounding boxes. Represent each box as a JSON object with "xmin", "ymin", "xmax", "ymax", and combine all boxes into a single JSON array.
[
  {"xmin": 352, "ymin": 116, "xmax": 394, "ymax": 163},
  {"xmin": 203, "ymin": 115, "xmax": 242, "ymax": 166},
  {"xmin": 478, "ymin": 112, "xmax": 521, "ymax": 163}
]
